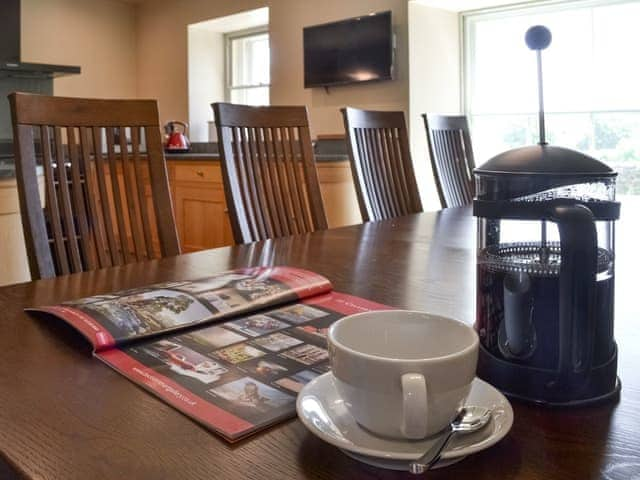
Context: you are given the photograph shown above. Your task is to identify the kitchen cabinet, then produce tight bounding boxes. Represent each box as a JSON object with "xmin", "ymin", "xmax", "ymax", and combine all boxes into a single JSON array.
[
  {"xmin": 170, "ymin": 161, "xmax": 233, "ymax": 252},
  {"xmin": 167, "ymin": 157, "xmax": 360, "ymax": 251},
  {"xmin": 315, "ymin": 161, "xmax": 361, "ymax": 229},
  {"xmin": 0, "ymin": 175, "xmax": 44, "ymax": 286}
]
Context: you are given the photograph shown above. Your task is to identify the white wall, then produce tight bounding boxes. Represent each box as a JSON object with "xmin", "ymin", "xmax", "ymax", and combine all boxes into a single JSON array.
[
  {"xmin": 135, "ymin": 0, "xmax": 409, "ymax": 138},
  {"xmin": 187, "ymin": 7, "xmax": 269, "ymax": 142},
  {"xmin": 188, "ymin": 27, "xmax": 225, "ymax": 142},
  {"xmin": 408, "ymin": 2, "xmax": 461, "ymax": 209},
  {"xmin": 21, "ymin": 0, "xmax": 137, "ymax": 99}
]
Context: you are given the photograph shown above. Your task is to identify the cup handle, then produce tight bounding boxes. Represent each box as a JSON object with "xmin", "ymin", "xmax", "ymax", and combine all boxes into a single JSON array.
[{"xmin": 401, "ymin": 373, "xmax": 428, "ymax": 439}]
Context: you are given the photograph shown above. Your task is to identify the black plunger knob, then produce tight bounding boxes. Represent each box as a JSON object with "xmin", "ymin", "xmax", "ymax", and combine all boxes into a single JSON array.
[{"xmin": 525, "ymin": 25, "xmax": 552, "ymax": 50}]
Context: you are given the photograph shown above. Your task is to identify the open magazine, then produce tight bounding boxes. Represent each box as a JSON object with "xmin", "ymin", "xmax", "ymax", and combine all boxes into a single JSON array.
[{"xmin": 28, "ymin": 266, "xmax": 391, "ymax": 441}]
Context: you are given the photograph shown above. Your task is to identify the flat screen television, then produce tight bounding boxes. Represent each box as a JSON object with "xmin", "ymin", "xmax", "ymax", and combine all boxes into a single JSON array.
[{"xmin": 303, "ymin": 11, "xmax": 393, "ymax": 88}]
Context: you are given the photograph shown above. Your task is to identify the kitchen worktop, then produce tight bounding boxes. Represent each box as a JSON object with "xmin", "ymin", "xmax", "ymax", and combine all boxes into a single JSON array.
[
  {"xmin": 164, "ymin": 152, "xmax": 349, "ymax": 162},
  {"xmin": 0, "ymin": 138, "xmax": 350, "ymax": 178}
]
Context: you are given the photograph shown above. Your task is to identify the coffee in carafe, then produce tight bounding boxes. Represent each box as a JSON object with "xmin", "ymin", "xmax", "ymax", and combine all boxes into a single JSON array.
[{"xmin": 473, "ymin": 26, "xmax": 620, "ymax": 406}]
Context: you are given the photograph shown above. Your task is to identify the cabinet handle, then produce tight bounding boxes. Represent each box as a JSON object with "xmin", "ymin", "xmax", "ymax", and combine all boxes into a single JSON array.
[{"xmin": 196, "ymin": 171, "xmax": 204, "ymax": 177}]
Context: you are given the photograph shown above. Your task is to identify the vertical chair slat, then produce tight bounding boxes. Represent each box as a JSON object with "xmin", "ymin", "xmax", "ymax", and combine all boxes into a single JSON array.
[
  {"xmin": 67, "ymin": 127, "xmax": 97, "ymax": 271},
  {"xmin": 298, "ymin": 123, "xmax": 327, "ymax": 231},
  {"xmin": 79, "ymin": 126, "xmax": 111, "ymax": 268},
  {"xmin": 92, "ymin": 127, "xmax": 122, "ymax": 266},
  {"xmin": 106, "ymin": 127, "xmax": 133, "ymax": 263},
  {"xmin": 54, "ymin": 127, "xmax": 83, "ymax": 272},
  {"xmin": 256, "ymin": 127, "xmax": 284, "ymax": 236},
  {"xmin": 377, "ymin": 127, "xmax": 402, "ymax": 213},
  {"xmin": 354, "ymin": 128, "xmax": 380, "ymax": 221},
  {"xmin": 437, "ymin": 131, "xmax": 457, "ymax": 206},
  {"xmin": 248, "ymin": 127, "xmax": 276, "ymax": 239},
  {"xmin": 40, "ymin": 126, "xmax": 69, "ymax": 274},
  {"xmin": 240, "ymin": 127, "xmax": 268, "ymax": 239},
  {"xmin": 131, "ymin": 127, "xmax": 154, "ymax": 259},
  {"xmin": 396, "ymin": 126, "xmax": 422, "ymax": 214},
  {"xmin": 443, "ymin": 131, "xmax": 464, "ymax": 207},
  {"xmin": 281, "ymin": 126, "xmax": 306, "ymax": 234},
  {"xmin": 265, "ymin": 127, "xmax": 291, "ymax": 237},
  {"xmin": 365, "ymin": 128, "xmax": 391, "ymax": 219},
  {"xmin": 271, "ymin": 127, "xmax": 298, "ymax": 235},
  {"xmin": 230, "ymin": 127, "xmax": 259, "ymax": 241},
  {"xmin": 11, "ymin": 123, "xmax": 56, "ymax": 277},
  {"xmin": 434, "ymin": 131, "xmax": 456, "ymax": 207},
  {"xmin": 288, "ymin": 126, "xmax": 313, "ymax": 232},
  {"xmin": 384, "ymin": 127, "xmax": 409, "ymax": 213},
  {"xmin": 119, "ymin": 127, "xmax": 145, "ymax": 261},
  {"xmin": 393, "ymin": 126, "xmax": 416, "ymax": 212},
  {"xmin": 143, "ymin": 125, "xmax": 180, "ymax": 258},
  {"xmin": 373, "ymin": 127, "xmax": 400, "ymax": 217},
  {"xmin": 450, "ymin": 130, "xmax": 469, "ymax": 204}
]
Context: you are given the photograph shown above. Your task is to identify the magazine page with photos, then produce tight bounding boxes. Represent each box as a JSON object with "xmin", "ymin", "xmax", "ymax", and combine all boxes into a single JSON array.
[
  {"xmin": 27, "ymin": 267, "xmax": 332, "ymax": 351},
  {"xmin": 97, "ymin": 292, "xmax": 392, "ymax": 441}
]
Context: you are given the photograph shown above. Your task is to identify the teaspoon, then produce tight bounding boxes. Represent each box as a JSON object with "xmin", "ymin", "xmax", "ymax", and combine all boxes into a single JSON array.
[{"xmin": 409, "ymin": 406, "xmax": 492, "ymax": 474}]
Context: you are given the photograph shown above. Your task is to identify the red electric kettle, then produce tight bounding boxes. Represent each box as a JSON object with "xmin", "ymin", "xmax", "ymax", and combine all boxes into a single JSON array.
[{"xmin": 164, "ymin": 121, "xmax": 190, "ymax": 153}]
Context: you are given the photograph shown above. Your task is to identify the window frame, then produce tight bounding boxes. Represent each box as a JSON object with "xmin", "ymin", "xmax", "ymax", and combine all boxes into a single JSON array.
[
  {"xmin": 224, "ymin": 26, "xmax": 270, "ymax": 104},
  {"xmin": 461, "ymin": 0, "xmax": 639, "ymax": 118}
]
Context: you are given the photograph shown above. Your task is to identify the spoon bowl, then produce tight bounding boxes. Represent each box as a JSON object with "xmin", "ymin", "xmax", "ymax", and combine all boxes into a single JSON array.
[
  {"xmin": 452, "ymin": 406, "xmax": 493, "ymax": 433},
  {"xmin": 409, "ymin": 406, "xmax": 492, "ymax": 474}
]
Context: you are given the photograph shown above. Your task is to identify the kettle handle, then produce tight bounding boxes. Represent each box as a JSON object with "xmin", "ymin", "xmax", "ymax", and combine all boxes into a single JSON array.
[
  {"xmin": 549, "ymin": 203, "xmax": 598, "ymax": 391},
  {"xmin": 167, "ymin": 121, "xmax": 189, "ymax": 136}
]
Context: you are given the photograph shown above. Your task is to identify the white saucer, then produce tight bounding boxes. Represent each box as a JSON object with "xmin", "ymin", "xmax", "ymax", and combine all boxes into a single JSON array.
[{"xmin": 296, "ymin": 373, "xmax": 513, "ymax": 471}]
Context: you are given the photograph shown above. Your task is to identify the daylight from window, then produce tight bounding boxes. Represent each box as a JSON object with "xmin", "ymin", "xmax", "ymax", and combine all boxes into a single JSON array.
[
  {"xmin": 465, "ymin": 1, "xmax": 640, "ymax": 195},
  {"xmin": 228, "ymin": 31, "xmax": 270, "ymax": 105}
]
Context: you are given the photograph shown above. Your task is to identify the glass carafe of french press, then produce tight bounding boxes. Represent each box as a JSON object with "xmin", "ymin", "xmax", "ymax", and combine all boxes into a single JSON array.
[{"xmin": 473, "ymin": 26, "xmax": 621, "ymax": 405}]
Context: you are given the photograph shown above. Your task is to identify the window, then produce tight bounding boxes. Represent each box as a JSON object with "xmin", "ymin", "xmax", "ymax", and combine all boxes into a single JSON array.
[
  {"xmin": 226, "ymin": 28, "xmax": 270, "ymax": 105},
  {"xmin": 464, "ymin": 0, "xmax": 640, "ymax": 195}
]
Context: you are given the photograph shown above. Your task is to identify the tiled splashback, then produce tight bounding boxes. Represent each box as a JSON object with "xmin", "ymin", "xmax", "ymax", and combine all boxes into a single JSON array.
[{"xmin": 0, "ymin": 77, "xmax": 53, "ymax": 141}]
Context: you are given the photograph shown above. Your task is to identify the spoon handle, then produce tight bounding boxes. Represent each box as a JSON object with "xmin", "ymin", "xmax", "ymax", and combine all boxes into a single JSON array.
[{"xmin": 409, "ymin": 429, "xmax": 455, "ymax": 474}]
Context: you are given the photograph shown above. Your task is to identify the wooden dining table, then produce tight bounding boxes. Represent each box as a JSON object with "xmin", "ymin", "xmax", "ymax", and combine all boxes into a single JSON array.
[{"xmin": 0, "ymin": 206, "xmax": 638, "ymax": 479}]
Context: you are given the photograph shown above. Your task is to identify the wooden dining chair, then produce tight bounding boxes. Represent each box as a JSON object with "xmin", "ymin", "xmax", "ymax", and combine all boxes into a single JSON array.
[
  {"xmin": 341, "ymin": 107, "xmax": 422, "ymax": 222},
  {"xmin": 212, "ymin": 103, "xmax": 328, "ymax": 244},
  {"xmin": 422, "ymin": 114, "xmax": 476, "ymax": 208},
  {"xmin": 9, "ymin": 93, "xmax": 180, "ymax": 280}
]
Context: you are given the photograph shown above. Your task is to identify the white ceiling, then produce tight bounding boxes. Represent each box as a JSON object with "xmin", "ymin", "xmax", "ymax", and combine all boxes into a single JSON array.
[
  {"xmin": 189, "ymin": 7, "xmax": 269, "ymax": 33},
  {"xmin": 410, "ymin": 0, "xmax": 542, "ymax": 13}
]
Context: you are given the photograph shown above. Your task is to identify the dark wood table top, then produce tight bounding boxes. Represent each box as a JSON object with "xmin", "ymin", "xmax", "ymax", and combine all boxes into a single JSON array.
[{"xmin": 1, "ymin": 207, "xmax": 638, "ymax": 480}]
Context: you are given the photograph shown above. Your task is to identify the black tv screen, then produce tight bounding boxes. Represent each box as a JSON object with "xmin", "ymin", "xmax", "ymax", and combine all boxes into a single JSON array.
[{"xmin": 303, "ymin": 11, "xmax": 393, "ymax": 88}]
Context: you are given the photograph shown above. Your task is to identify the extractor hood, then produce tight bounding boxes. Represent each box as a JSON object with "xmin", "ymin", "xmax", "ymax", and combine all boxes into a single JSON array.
[{"xmin": 0, "ymin": 0, "xmax": 81, "ymax": 79}]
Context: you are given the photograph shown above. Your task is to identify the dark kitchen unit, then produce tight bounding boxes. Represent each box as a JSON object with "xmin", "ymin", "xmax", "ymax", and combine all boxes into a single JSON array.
[{"xmin": 0, "ymin": 0, "xmax": 81, "ymax": 168}]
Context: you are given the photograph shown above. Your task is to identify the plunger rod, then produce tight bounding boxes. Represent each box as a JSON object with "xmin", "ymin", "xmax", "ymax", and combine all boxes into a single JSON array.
[
  {"xmin": 540, "ymin": 220, "xmax": 548, "ymax": 264},
  {"xmin": 536, "ymin": 50, "xmax": 546, "ymax": 145}
]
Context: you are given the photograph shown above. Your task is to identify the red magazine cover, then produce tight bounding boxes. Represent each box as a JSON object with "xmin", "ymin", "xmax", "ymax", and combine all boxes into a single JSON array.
[{"xmin": 29, "ymin": 267, "xmax": 392, "ymax": 441}]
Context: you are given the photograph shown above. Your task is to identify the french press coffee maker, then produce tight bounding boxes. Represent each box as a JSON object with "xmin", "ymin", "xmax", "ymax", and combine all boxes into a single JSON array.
[{"xmin": 473, "ymin": 26, "xmax": 621, "ymax": 406}]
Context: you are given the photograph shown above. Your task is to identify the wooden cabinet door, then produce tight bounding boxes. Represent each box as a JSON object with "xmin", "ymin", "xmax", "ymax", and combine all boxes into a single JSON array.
[{"xmin": 172, "ymin": 162, "xmax": 233, "ymax": 252}]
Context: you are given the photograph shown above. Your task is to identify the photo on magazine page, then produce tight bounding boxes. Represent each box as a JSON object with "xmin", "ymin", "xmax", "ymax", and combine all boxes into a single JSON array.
[
  {"xmin": 37, "ymin": 267, "xmax": 332, "ymax": 345},
  {"xmin": 97, "ymin": 292, "xmax": 392, "ymax": 439},
  {"xmin": 110, "ymin": 296, "xmax": 346, "ymax": 432}
]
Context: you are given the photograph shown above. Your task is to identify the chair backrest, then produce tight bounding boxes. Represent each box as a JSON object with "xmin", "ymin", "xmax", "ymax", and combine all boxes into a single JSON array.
[
  {"xmin": 10, "ymin": 93, "xmax": 180, "ymax": 280},
  {"xmin": 341, "ymin": 107, "xmax": 422, "ymax": 222},
  {"xmin": 212, "ymin": 103, "xmax": 328, "ymax": 244},
  {"xmin": 422, "ymin": 114, "xmax": 476, "ymax": 208}
]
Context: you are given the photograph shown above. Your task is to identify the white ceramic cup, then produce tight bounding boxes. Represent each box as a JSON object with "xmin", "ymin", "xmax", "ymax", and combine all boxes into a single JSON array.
[{"xmin": 328, "ymin": 310, "xmax": 479, "ymax": 440}]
